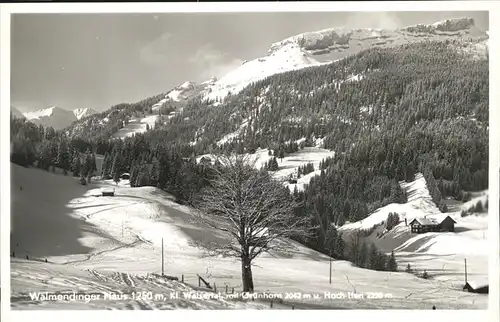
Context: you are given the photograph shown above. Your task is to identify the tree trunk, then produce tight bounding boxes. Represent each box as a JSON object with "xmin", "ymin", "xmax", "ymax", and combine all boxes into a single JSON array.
[{"xmin": 241, "ymin": 255, "xmax": 254, "ymax": 293}]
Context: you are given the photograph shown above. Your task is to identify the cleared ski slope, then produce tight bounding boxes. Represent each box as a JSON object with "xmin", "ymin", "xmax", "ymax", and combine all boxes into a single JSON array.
[
  {"xmin": 111, "ymin": 115, "xmax": 159, "ymax": 139},
  {"xmin": 10, "ymin": 164, "xmax": 488, "ymax": 309}
]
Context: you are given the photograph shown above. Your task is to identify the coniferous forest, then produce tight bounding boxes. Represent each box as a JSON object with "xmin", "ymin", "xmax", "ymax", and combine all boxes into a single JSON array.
[{"xmin": 11, "ymin": 40, "xmax": 488, "ymax": 272}]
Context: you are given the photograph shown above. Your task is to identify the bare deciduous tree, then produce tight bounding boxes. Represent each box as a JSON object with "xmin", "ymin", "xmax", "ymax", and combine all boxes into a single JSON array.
[{"xmin": 191, "ymin": 153, "xmax": 311, "ymax": 293}]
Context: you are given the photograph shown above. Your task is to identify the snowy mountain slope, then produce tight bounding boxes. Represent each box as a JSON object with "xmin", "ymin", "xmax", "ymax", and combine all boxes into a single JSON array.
[
  {"xmin": 105, "ymin": 79, "xmax": 221, "ymax": 137},
  {"xmin": 111, "ymin": 114, "xmax": 160, "ymax": 139},
  {"xmin": 60, "ymin": 17, "xmax": 487, "ymax": 142},
  {"xmin": 338, "ymin": 173, "xmax": 489, "ymax": 288},
  {"xmin": 10, "ymin": 164, "xmax": 488, "ymax": 309},
  {"xmin": 23, "ymin": 106, "xmax": 77, "ymax": 130},
  {"xmin": 192, "ymin": 17, "xmax": 488, "ymax": 103},
  {"xmin": 137, "ymin": 18, "xmax": 487, "ymax": 116},
  {"xmin": 73, "ymin": 107, "xmax": 98, "ymax": 120},
  {"xmin": 11, "ymin": 106, "xmax": 25, "ymax": 119},
  {"xmin": 339, "ymin": 174, "xmax": 439, "ymax": 234},
  {"xmin": 22, "ymin": 106, "xmax": 98, "ymax": 130},
  {"xmin": 201, "ymin": 43, "xmax": 326, "ymax": 102},
  {"xmin": 151, "ymin": 78, "xmax": 218, "ymax": 114}
]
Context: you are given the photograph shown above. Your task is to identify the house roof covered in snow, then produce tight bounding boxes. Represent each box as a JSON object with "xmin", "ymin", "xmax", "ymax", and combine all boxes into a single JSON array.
[
  {"xmin": 409, "ymin": 217, "xmax": 438, "ymax": 226},
  {"xmin": 464, "ymin": 279, "xmax": 489, "ymax": 290},
  {"xmin": 409, "ymin": 215, "xmax": 456, "ymax": 226},
  {"xmin": 440, "ymin": 215, "xmax": 457, "ymax": 224}
]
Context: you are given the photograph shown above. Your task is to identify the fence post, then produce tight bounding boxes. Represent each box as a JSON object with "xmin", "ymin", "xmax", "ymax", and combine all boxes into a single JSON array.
[
  {"xmin": 198, "ymin": 276, "xmax": 201, "ymax": 287},
  {"xmin": 232, "ymin": 287, "xmax": 234, "ymax": 294},
  {"xmin": 214, "ymin": 283, "xmax": 217, "ymax": 292},
  {"xmin": 270, "ymin": 300, "xmax": 273, "ymax": 308},
  {"xmin": 226, "ymin": 285, "xmax": 228, "ymax": 293},
  {"xmin": 181, "ymin": 274, "xmax": 184, "ymax": 283},
  {"xmin": 292, "ymin": 305, "xmax": 295, "ymax": 310}
]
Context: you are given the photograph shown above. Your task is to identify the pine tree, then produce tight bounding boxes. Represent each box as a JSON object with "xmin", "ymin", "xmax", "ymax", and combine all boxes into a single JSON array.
[
  {"xmin": 368, "ymin": 243, "xmax": 378, "ymax": 270},
  {"xmin": 358, "ymin": 241, "xmax": 368, "ymax": 268},
  {"xmin": 56, "ymin": 139, "xmax": 70, "ymax": 175},
  {"xmin": 375, "ymin": 251, "xmax": 388, "ymax": 271},
  {"xmin": 150, "ymin": 157, "xmax": 160, "ymax": 187},
  {"xmin": 80, "ymin": 152, "xmax": 92, "ymax": 179},
  {"xmin": 38, "ymin": 141, "xmax": 52, "ymax": 171},
  {"xmin": 111, "ymin": 153, "xmax": 122, "ymax": 181},
  {"xmin": 334, "ymin": 233, "xmax": 345, "ymax": 259},
  {"xmin": 129, "ymin": 162, "xmax": 139, "ymax": 188},
  {"xmin": 102, "ymin": 152, "xmax": 111, "ymax": 179},
  {"xmin": 84, "ymin": 153, "xmax": 94, "ymax": 183},
  {"xmin": 387, "ymin": 251, "xmax": 398, "ymax": 271},
  {"xmin": 91, "ymin": 153, "xmax": 97, "ymax": 174},
  {"xmin": 72, "ymin": 153, "xmax": 81, "ymax": 177}
]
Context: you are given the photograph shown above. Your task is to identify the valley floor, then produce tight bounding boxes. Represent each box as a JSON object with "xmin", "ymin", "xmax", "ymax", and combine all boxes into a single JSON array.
[{"xmin": 10, "ymin": 164, "xmax": 489, "ymax": 310}]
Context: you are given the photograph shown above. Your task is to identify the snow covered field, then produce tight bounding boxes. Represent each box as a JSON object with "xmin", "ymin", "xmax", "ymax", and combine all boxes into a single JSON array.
[
  {"xmin": 111, "ymin": 115, "xmax": 159, "ymax": 139},
  {"xmin": 197, "ymin": 146, "xmax": 335, "ymax": 192},
  {"xmin": 10, "ymin": 164, "xmax": 489, "ymax": 309},
  {"xmin": 339, "ymin": 174, "xmax": 489, "ymax": 291}
]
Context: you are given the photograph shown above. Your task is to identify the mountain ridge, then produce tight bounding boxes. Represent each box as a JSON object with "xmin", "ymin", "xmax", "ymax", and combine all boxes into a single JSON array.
[
  {"xmin": 57, "ymin": 17, "xmax": 487, "ymax": 141},
  {"xmin": 187, "ymin": 17, "xmax": 488, "ymax": 105},
  {"xmin": 21, "ymin": 106, "xmax": 98, "ymax": 130}
]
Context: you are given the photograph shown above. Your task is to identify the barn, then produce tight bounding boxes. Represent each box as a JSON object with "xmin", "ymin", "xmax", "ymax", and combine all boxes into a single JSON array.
[
  {"xmin": 101, "ymin": 187, "xmax": 115, "ymax": 197},
  {"xmin": 463, "ymin": 280, "xmax": 489, "ymax": 294},
  {"xmin": 439, "ymin": 216, "xmax": 456, "ymax": 232},
  {"xmin": 409, "ymin": 216, "xmax": 456, "ymax": 234}
]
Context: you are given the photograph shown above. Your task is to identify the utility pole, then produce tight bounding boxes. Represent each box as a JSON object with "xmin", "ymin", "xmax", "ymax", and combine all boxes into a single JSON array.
[
  {"xmin": 162, "ymin": 238, "xmax": 164, "ymax": 276},
  {"xmin": 329, "ymin": 251, "xmax": 332, "ymax": 284},
  {"xmin": 464, "ymin": 258, "xmax": 467, "ymax": 284}
]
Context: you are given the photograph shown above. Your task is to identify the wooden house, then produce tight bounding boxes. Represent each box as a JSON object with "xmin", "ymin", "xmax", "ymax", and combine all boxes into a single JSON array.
[
  {"xmin": 101, "ymin": 187, "xmax": 115, "ymax": 197},
  {"xmin": 463, "ymin": 280, "xmax": 489, "ymax": 294},
  {"xmin": 409, "ymin": 216, "xmax": 456, "ymax": 234}
]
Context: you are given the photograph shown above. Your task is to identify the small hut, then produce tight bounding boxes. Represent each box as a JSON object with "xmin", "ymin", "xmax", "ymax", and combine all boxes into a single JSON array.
[
  {"xmin": 463, "ymin": 279, "xmax": 489, "ymax": 294},
  {"xmin": 101, "ymin": 187, "xmax": 115, "ymax": 197}
]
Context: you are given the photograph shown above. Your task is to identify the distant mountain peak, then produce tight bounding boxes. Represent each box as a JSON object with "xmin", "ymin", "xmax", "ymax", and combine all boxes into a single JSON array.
[
  {"xmin": 401, "ymin": 17, "xmax": 480, "ymax": 34},
  {"xmin": 73, "ymin": 107, "xmax": 98, "ymax": 120},
  {"xmin": 21, "ymin": 106, "xmax": 97, "ymax": 130}
]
